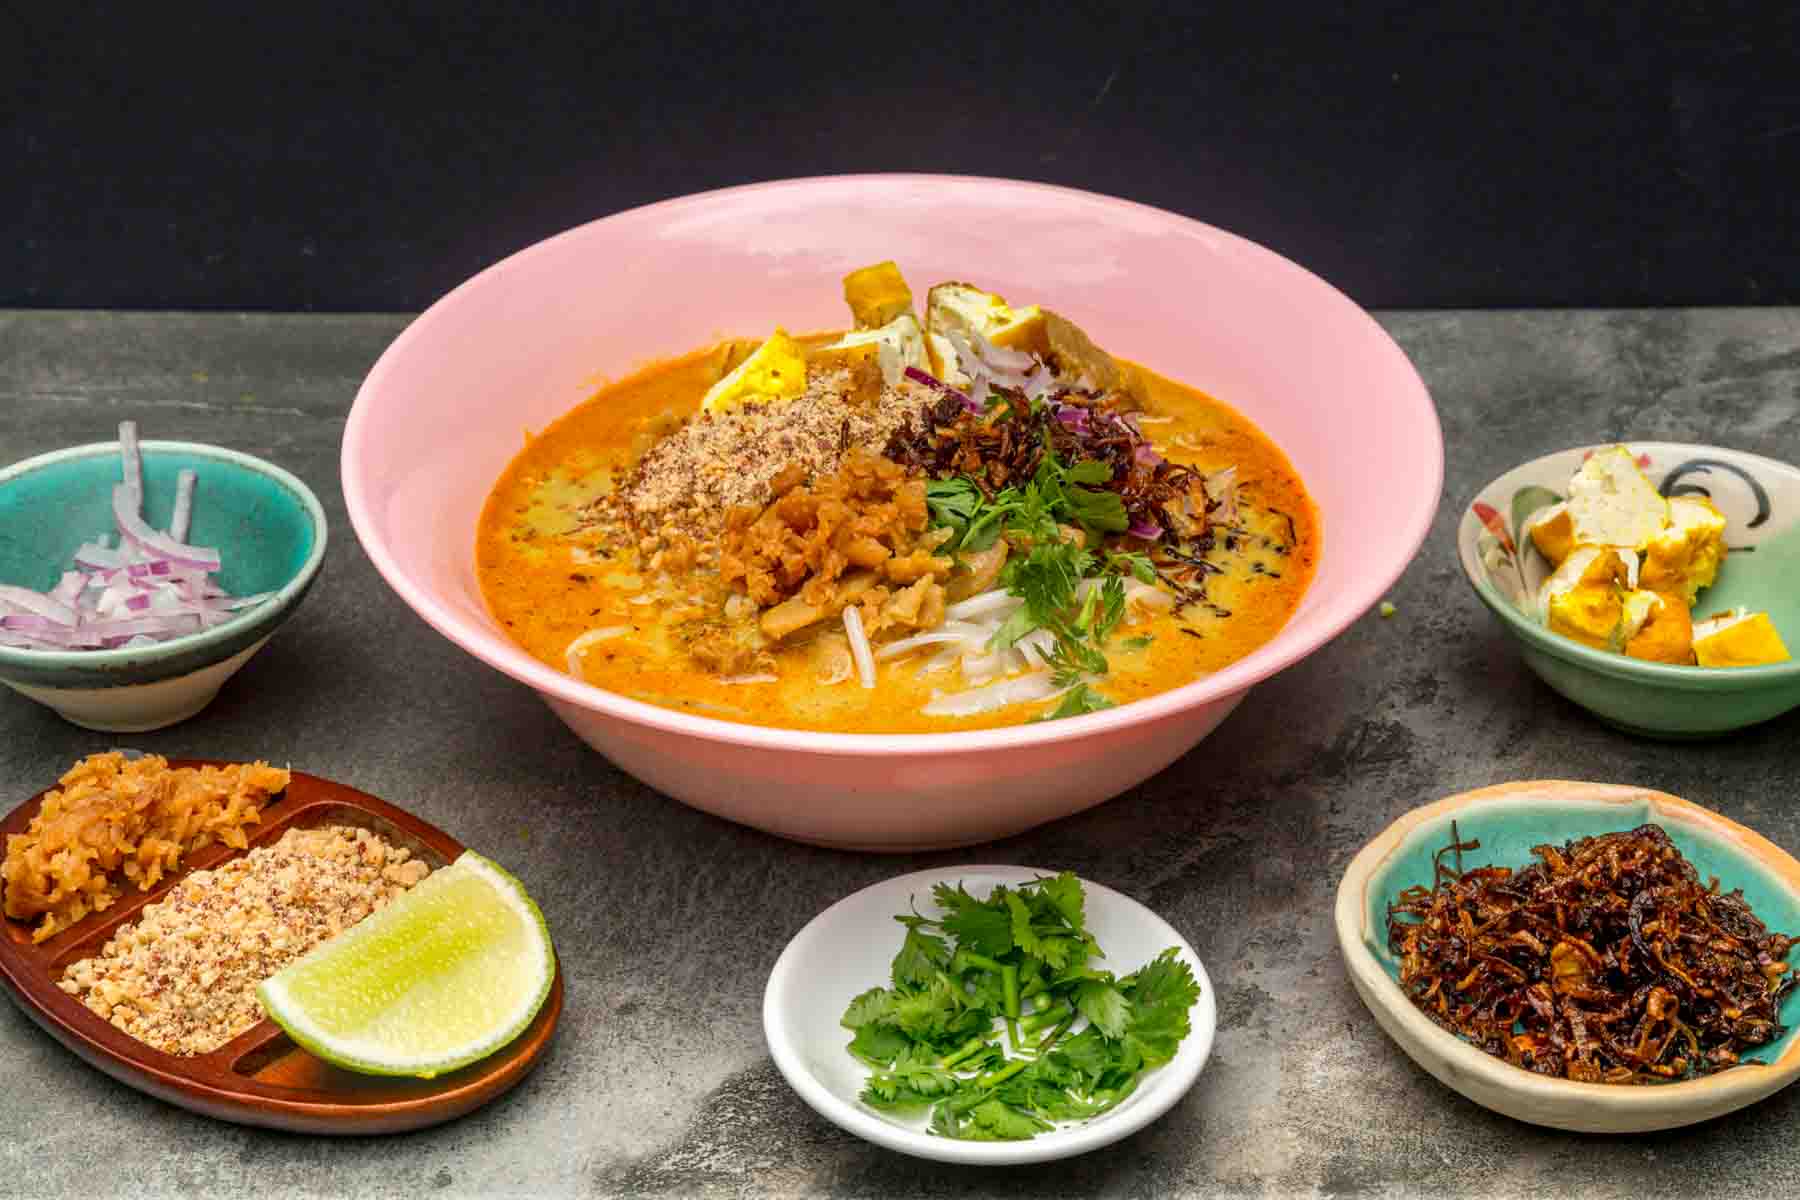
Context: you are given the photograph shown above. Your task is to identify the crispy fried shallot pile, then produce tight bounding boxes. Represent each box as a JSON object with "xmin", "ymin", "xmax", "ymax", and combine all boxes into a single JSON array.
[{"xmin": 1388, "ymin": 823, "xmax": 1797, "ymax": 1083}]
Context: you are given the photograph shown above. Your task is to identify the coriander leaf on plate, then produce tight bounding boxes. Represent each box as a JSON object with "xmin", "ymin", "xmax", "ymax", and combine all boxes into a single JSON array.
[
  {"xmin": 841, "ymin": 986, "xmax": 896, "ymax": 1030},
  {"xmin": 860, "ymin": 1045, "xmax": 965, "ymax": 1110},
  {"xmin": 890, "ymin": 922, "xmax": 951, "ymax": 988},
  {"xmin": 951, "ymin": 1098, "xmax": 1055, "ymax": 1141},
  {"xmin": 847, "ymin": 1023, "xmax": 911, "ymax": 1067},
  {"xmin": 1122, "ymin": 947, "xmax": 1202, "ymax": 1014},
  {"xmin": 941, "ymin": 905, "xmax": 1014, "ymax": 958},
  {"xmin": 1028, "ymin": 871, "xmax": 1088, "ymax": 935},
  {"xmin": 1075, "ymin": 980, "xmax": 1132, "ymax": 1040}
]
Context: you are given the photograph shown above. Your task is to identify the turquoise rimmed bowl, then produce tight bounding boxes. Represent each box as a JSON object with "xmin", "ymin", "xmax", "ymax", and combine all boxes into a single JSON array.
[
  {"xmin": 1456, "ymin": 442, "xmax": 1800, "ymax": 737},
  {"xmin": 1336, "ymin": 780, "xmax": 1800, "ymax": 1132},
  {"xmin": 0, "ymin": 439, "xmax": 328, "ymax": 731}
]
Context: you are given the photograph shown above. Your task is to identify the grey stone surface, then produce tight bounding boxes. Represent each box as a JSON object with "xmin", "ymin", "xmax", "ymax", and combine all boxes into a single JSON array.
[{"xmin": 0, "ymin": 308, "xmax": 1797, "ymax": 1198}]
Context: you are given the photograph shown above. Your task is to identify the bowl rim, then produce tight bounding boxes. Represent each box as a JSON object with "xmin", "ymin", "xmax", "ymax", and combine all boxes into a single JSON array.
[
  {"xmin": 1334, "ymin": 779, "xmax": 1800, "ymax": 1122},
  {"xmin": 343, "ymin": 172, "xmax": 1443, "ymax": 754},
  {"xmin": 1455, "ymin": 440, "xmax": 1800, "ymax": 689},
  {"xmin": 761, "ymin": 863, "xmax": 1216, "ymax": 1165},
  {"xmin": 0, "ymin": 438, "xmax": 330, "ymax": 669}
]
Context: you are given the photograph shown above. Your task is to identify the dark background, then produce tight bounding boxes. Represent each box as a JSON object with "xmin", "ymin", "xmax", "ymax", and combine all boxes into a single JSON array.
[{"xmin": 7, "ymin": 2, "xmax": 1799, "ymax": 312}]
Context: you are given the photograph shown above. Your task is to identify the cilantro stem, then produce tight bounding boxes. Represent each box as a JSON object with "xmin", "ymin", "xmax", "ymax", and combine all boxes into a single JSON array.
[
  {"xmin": 1019, "ymin": 1000, "xmax": 1072, "ymax": 1035},
  {"xmin": 939, "ymin": 1035, "xmax": 991, "ymax": 1070},
  {"xmin": 1034, "ymin": 1012, "xmax": 1077, "ymax": 1053},
  {"xmin": 1000, "ymin": 961, "xmax": 1023, "ymax": 1049},
  {"xmin": 958, "ymin": 951, "xmax": 1005, "ymax": 974},
  {"xmin": 976, "ymin": 1057, "xmax": 1032, "ymax": 1090}
]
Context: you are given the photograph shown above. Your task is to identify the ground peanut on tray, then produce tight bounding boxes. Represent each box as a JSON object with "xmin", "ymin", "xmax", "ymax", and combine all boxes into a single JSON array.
[
  {"xmin": 2, "ymin": 752, "xmax": 289, "ymax": 942},
  {"xmin": 57, "ymin": 824, "xmax": 431, "ymax": 1056}
]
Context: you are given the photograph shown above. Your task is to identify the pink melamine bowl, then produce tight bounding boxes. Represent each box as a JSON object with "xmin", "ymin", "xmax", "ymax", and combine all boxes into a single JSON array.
[{"xmin": 342, "ymin": 175, "xmax": 1441, "ymax": 850}]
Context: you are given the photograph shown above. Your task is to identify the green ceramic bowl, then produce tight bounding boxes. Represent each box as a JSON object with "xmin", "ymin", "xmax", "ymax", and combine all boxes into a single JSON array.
[
  {"xmin": 1457, "ymin": 442, "xmax": 1800, "ymax": 737},
  {"xmin": 1336, "ymin": 780, "xmax": 1800, "ymax": 1132},
  {"xmin": 0, "ymin": 439, "xmax": 327, "ymax": 731}
]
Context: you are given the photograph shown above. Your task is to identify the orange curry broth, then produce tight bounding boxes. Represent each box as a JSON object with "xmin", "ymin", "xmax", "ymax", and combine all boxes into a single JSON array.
[{"xmin": 476, "ymin": 345, "xmax": 1319, "ymax": 733}]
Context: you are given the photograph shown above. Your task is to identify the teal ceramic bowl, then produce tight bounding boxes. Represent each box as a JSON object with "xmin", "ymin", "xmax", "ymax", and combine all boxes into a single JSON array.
[
  {"xmin": 1336, "ymin": 781, "xmax": 1800, "ymax": 1132},
  {"xmin": 0, "ymin": 439, "xmax": 327, "ymax": 731},
  {"xmin": 1457, "ymin": 442, "xmax": 1800, "ymax": 737}
]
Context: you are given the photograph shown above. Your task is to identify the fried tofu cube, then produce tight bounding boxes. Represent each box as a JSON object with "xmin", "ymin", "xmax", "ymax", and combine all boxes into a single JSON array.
[
  {"xmin": 1692, "ymin": 609, "xmax": 1791, "ymax": 667},
  {"xmin": 1546, "ymin": 583, "xmax": 1625, "ymax": 650},
  {"xmin": 700, "ymin": 329, "xmax": 808, "ymax": 413},
  {"xmin": 1525, "ymin": 503, "xmax": 1576, "ymax": 566},
  {"xmin": 1538, "ymin": 545, "xmax": 1633, "ymax": 649},
  {"xmin": 843, "ymin": 261, "xmax": 915, "ymax": 329},
  {"xmin": 812, "ymin": 312, "xmax": 927, "ymax": 387},
  {"xmin": 1622, "ymin": 591, "xmax": 1695, "ymax": 664},
  {"xmin": 924, "ymin": 282, "xmax": 1042, "ymax": 383},
  {"xmin": 1639, "ymin": 496, "xmax": 1728, "ymax": 604},
  {"xmin": 1565, "ymin": 447, "xmax": 1670, "ymax": 552}
]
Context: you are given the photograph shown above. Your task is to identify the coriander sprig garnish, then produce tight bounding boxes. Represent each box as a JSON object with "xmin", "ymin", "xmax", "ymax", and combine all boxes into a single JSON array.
[{"xmin": 840, "ymin": 873, "xmax": 1202, "ymax": 1141}]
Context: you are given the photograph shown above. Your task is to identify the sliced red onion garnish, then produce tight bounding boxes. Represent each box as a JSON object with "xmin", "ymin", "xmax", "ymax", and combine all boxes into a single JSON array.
[
  {"xmin": 1134, "ymin": 442, "xmax": 1165, "ymax": 468},
  {"xmin": 1053, "ymin": 404, "xmax": 1091, "ymax": 433},
  {"xmin": 49, "ymin": 572, "xmax": 86, "ymax": 606},
  {"xmin": 0, "ymin": 422, "xmax": 271, "ymax": 653},
  {"xmin": 112, "ymin": 485, "xmax": 222, "ymax": 571},
  {"xmin": 1128, "ymin": 518, "xmax": 1164, "ymax": 541},
  {"xmin": 0, "ymin": 586, "xmax": 78, "ymax": 627},
  {"xmin": 73, "ymin": 541, "xmax": 124, "ymax": 570},
  {"xmin": 169, "ymin": 468, "xmax": 197, "ymax": 542},
  {"xmin": 120, "ymin": 420, "xmax": 143, "ymax": 502},
  {"xmin": 902, "ymin": 366, "xmax": 980, "ymax": 415}
]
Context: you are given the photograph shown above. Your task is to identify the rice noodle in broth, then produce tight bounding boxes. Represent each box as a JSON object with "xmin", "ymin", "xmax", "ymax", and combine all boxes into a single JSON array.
[{"xmin": 475, "ymin": 263, "xmax": 1318, "ymax": 733}]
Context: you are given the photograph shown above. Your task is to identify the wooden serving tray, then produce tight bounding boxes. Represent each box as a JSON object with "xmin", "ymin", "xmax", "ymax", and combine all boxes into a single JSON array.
[{"xmin": 0, "ymin": 761, "xmax": 563, "ymax": 1134}]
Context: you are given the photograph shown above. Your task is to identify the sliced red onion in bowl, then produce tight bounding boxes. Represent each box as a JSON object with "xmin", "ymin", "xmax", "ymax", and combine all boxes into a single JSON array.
[
  {"xmin": 49, "ymin": 572, "xmax": 86, "ymax": 607},
  {"xmin": 169, "ymin": 468, "xmax": 197, "ymax": 542},
  {"xmin": 113, "ymin": 485, "xmax": 221, "ymax": 571},
  {"xmin": 0, "ymin": 586, "xmax": 79, "ymax": 627},
  {"xmin": 0, "ymin": 422, "xmax": 273, "ymax": 653},
  {"xmin": 119, "ymin": 420, "xmax": 142, "ymax": 502}
]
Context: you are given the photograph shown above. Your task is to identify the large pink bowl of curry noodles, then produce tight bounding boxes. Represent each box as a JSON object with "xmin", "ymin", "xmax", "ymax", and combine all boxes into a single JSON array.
[{"xmin": 343, "ymin": 175, "xmax": 1440, "ymax": 850}]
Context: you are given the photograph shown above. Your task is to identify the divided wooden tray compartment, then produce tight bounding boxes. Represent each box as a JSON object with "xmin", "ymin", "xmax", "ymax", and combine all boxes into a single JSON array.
[{"xmin": 0, "ymin": 762, "xmax": 563, "ymax": 1134}]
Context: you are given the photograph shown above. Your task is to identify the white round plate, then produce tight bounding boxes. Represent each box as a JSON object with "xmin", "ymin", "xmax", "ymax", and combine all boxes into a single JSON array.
[{"xmin": 763, "ymin": 865, "xmax": 1215, "ymax": 1164}]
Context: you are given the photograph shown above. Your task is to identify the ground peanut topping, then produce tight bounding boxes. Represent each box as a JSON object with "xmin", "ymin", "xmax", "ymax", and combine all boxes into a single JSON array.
[
  {"xmin": 2, "ymin": 752, "xmax": 288, "ymax": 942},
  {"xmin": 58, "ymin": 824, "xmax": 431, "ymax": 1056},
  {"xmin": 602, "ymin": 366, "xmax": 926, "ymax": 543}
]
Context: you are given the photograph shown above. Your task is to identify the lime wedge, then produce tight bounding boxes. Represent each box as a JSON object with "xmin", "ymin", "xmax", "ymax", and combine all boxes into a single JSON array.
[{"xmin": 257, "ymin": 850, "xmax": 555, "ymax": 1078}]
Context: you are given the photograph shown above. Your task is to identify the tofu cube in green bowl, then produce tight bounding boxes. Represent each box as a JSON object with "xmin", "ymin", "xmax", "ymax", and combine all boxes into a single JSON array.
[
  {"xmin": 0, "ymin": 438, "xmax": 327, "ymax": 731},
  {"xmin": 1456, "ymin": 443, "xmax": 1800, "ymax": 737}
]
